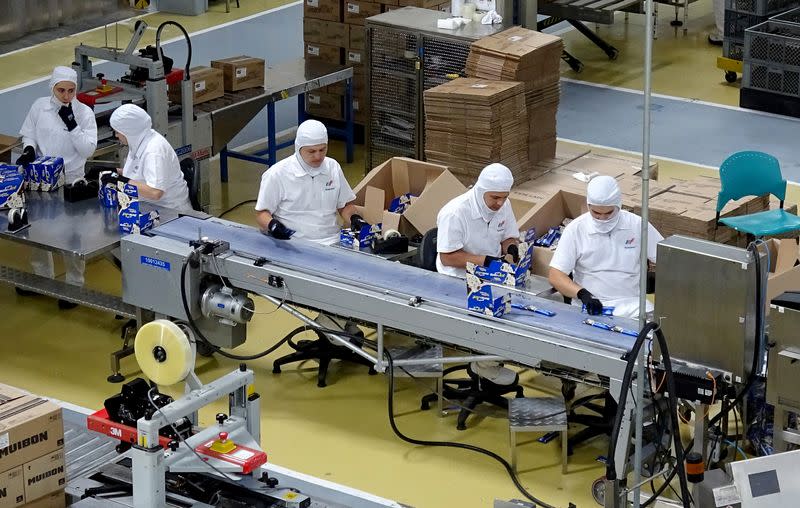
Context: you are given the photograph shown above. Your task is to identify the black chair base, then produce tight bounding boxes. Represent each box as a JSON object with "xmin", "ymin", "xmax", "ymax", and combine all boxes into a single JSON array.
[
  {"xmin": 567, "ymin": 391, "xmax": 617, "ymax": 455},
  {"xmin": 420, "ymin": 364, "xmax": 524, "ymax": 430},
  {"xmin": 272, "ymin": 335, "xmax": 376, "ymax": 388}
]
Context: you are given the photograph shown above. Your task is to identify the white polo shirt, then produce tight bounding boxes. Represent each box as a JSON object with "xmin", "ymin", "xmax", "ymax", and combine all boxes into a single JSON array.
[
  {"xmin": 255, "ymin": 155, "xmax": 356, "ymax": 243},
  {"xmin": 550, "ymin": 209, "xmax": 663, "ymax": 318},
  {"xmin": 435, "ymin": 192, "xmax": 520, "ymax": 278},
  {"xmin": 121, "ymin": 130, "xmax": 192, "ymax": 212}
]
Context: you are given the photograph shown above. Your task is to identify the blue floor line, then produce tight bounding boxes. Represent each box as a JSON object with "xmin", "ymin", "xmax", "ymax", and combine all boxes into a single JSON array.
[{"xmin": 557, "ymin": 80, "xmax": 800, "ymax": 181}]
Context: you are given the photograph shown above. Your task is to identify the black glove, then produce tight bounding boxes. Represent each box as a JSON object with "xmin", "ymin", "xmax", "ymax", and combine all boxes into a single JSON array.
[
  {"xmin": 267, "ymin": 218, "xmax": 293, "ymax": 240},
  {"xmin": 577, "ymin": 288, "xmax": 604, "ymax": 315},
  {"xmin": 506, "ymin": 244, "xmax": 520, "ymax": 263},
  {"xmin": 350, "ymin": 213, "xmax": 367, "ymax": 232},
  {"xmin": 58, "ymin": 104, "xmax": 78, "ymax": 131},
  {"xmin": 483, "ymin": 255, "xmax": 502, "ymax": 267},
  {"xmin": 100, "ymin": 172, "xmax": 129, "ymax": 186},
  {"xmin": 15, "ymin": 146, "xmax": 36, "ymax": 166},
  {"xmin": 646, "ymin": 271, "xmax": 656, "ymax": 294}
]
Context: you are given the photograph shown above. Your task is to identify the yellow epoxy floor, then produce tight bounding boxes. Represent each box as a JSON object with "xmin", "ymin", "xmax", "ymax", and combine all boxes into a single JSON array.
[{"xmin": 0, "ymin": 2, "xmax": 775, "ymax": 507}]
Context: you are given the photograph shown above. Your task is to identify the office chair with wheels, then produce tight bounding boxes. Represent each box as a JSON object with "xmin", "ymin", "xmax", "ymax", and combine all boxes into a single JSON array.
[
  {"xmin": 716, "ymin": 151, "xmax": 800, "ymax": 238},
  {"xmin": 180, "ymin": 158, "xmax": 201, "ymax": 211},
  {"xmin": 416, "ymin": 227, "xmax": 525, "ymax": 430}
]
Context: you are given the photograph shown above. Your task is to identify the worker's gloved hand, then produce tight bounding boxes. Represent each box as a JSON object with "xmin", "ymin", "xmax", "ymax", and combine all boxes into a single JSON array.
[
  {"xmin": 58, "ymin": 104, "xmax": 78, "ymax": 131},
  {"xmin": 100, "ymin": 172, "xmax": 130, "ymax": 187},
  {"xmin": 483, "ymin": 255, "xmax": 502, "ymax": 267},
  {"xmin": 350, "ymin": 213, "xmax": 367, "ymax": 233},
  {"xmin": 506, "ymin": 244, "xmax": 520, "ymax": 264},
  {"xmin": 267, "ymin": 218, "xmax": 293, "ymax": 240},
  {"xmin": 577, "ymin": 288, "xmax": 603, "ymax": 315},
  {"xmin": 15, "ymin": 146, "xmax": 36, "ymax": 166}
]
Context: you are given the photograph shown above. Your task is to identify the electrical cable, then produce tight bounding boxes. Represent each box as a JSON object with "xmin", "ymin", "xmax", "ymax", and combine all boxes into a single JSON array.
[
  {"xmin": 381, "ymin": 347, "xmax": 562, "ymax": 508},
  {"xmin": 218, "ymin": 199, "xmax": 256, "ymax": 218},
  {"xmin": 724, "ymin": 440, "xmax": 748, "ymax": 460},
  {"xmin": 155, "ymin": 21, "xmax": 192, "ymax": 79}
]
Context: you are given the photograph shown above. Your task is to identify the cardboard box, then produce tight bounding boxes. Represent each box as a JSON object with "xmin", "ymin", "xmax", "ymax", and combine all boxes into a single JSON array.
[
  {"xmin": 168, "ymin": 66, "xmax": 223, "ymax": 105},
  {"xmin": 20, "ymin": 490, "xmax": 64, "ymax": 508},
  {"xmin": 344, "ymin": 0, "xmax": 383, "ymax": 25},
  {"xmin": 765, "ymin": 238, "xmax": 800, "ymax": 310},
  {"xmin": 0, "ymin": 466, "xmax": 24, "ymax": 508},
  {"xmin": 210, "ymin": 56, "xmax": 265, "ymax": 92},
  {"xmin": 22, "ymin": 450, "xmax": 64, "ymax": 504},
  {"xmin": 326, "ymin": 73, "xmax": 366, "ymax": 96},
  {"xmin": 0, "ymin": 135, "xmax": 20, "ymax": 164},
  {"xmin": 352, "ymin": 158, "xmax": 467, "ymax": 237},
  {"xmin": 304, "ymin": 43, "xmax": 343, "ymax": 64},
  {"xmin": 27, "ymin": 157, "xmax": 64, "ymax": 193},
  {"xmin": 304, "ymin": 0, "xmax": 342, "ymax": 21},
  {"xmin": 340, "ymin": 223, "xmax": 382, "ymax": 250},
  {"xmin": 303, "ymin": 18, "xmax": 350, "ymax": 48},
  {"xmin": 466, "ymin": 268, "xmax": 511, "ymax": 317},
  {"xmin": 0, "ymin": 165, "xmax": 25, "ymax": 210},
  {"xmin": 398, "ymin": 0, "xmax": 440, "ymax": 7},
  {"xmin": 346, "ymin": 48, "xmax": 365, "ymax": 69},
  {"xmin": 0, "ymin": 396, "xmax": 63, "ymax": 474},
  {"xmin": 306, "ymin": 91, "xmax": 343, "ymax": 121},
  {"xmin": 117, "ymin": 183, "xmax": 159, "ymax": 234},
  {"xmin": 349, "ymin": 25, "xmax": 365, "ymax": 50}
]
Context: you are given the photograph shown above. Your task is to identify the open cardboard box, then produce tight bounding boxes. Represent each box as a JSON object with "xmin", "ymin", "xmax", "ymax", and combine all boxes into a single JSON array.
[
  {"xmin": 0, "ymin": 134, "xmax": 21, "ymax": 164},
  {"xmin": 765, "ymin": 238, "xmax": 800, "ymax": 313},
  {"xmin": 352, "ymin": 157, "xmax": 466, "ymax": 237},
  {"xmin": 517, "ymin": 190, "xmax": 587, "ymax": 276}
]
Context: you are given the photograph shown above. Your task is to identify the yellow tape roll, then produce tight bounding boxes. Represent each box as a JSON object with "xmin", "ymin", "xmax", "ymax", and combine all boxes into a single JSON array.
[{"xmin": 134, "ymin": 320, "xmax": 196, "ymax": 386}]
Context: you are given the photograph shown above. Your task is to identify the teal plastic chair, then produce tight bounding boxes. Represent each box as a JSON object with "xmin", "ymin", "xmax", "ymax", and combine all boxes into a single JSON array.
[{"xmin": 716, "ymin": 151, "xmax": 800, "ymax": 237}]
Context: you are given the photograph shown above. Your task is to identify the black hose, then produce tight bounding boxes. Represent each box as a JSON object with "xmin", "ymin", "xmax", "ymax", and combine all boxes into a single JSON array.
[{"xmin": 155, "ymin": 21, "xmax": 192, "ymax": 79}]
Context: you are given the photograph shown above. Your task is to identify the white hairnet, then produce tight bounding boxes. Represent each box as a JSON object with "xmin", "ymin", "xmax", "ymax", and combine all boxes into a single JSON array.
[
  {"xmin": 294, "ymin": 120, "xmax": 328, "ymax": 150},
  {"xmin": 49, "ymin": 66, "xmax": 77, "ymax": 91},
  {"xmin": 586, "ymin": 175, "xmax": 622, "ymax": 208},
  {"xmin": 475, "ymin": 163, "xmax": 514, "ymax": 194},
  {"xmin": 110, "ymin": 104, "xmax": 153, "ymax": 154}
]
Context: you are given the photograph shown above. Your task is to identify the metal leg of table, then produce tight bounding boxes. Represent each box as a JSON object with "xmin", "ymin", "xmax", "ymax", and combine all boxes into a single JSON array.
[
  {"xmin": 344, "ymin": 78, "xmax": 354, "ymax": 163},
  {"xmin": 267, "ymin": 102, "xmax": 278, "ymax": 167},
  {"xmin": 297, "ymin": 92, "xmax": 307, "ymax": 123},
  {"xmin": 567, "ymin": 20, "xmax": 618, "ymax": 59},
  {"xmin": 220, "ymin": 146, "xmax": 230, "ymax": 183},
  {"xmin": 108, "ymin": 307, "xmax": 154, "ymax": 383}
]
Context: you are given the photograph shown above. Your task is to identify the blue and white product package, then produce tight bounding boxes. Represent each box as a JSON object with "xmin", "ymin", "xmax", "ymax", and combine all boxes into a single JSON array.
[
  {"xmin": 0, "ymin": 164, "xmax": 26, "ymax": 210},
  {"xmin": 98, "ymin": 171, "xmax": 118, "ymax": 208},
  {"xmin": 469, "ymin": 240, "xmax": 534, "ymax": 288},
  {"xmin": 117, "ymin": 182, "xmax": 159, "ymax": 234},
  {"xmin": 466, "ymin": 264, "xmax": 511, "ymax": 317},
  {"xmin": 30, "ymin": 156, "xmax": 65, "ymax": 192},
  {"xmin": 339, "ymin": 222, "xmax": 382, "ymax": 251},
  {"xmin": 388, "ymin": 193, "xmax": 416, "ymax": 214},
  {"xmin": 23, "ymin": 161, "xmax": 39, "ymax": 191}
]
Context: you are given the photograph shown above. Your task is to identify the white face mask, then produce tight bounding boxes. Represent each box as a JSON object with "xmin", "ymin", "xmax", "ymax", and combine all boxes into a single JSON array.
[{"xmin": 591, "ymin": 209, "xmax": 620, "ymax": 234}]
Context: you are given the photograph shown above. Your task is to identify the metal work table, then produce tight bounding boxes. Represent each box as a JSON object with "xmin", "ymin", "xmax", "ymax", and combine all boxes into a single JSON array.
[{"xmin": 218, "ymin": 59, "xmax": 355, "ymax": 181}]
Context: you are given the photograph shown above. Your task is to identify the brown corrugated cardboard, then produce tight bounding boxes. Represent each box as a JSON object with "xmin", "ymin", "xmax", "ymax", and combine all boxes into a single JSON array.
[
  {"xmin": 0, "ymin": 136, "xmax": 20, "ymax": 164},
  {"xmin": 0, "ymin": 385, "xmax": 27, "ymax": 403},
  {"xmin": 346, "ymin": 48, "xmax": 365, "ymax": 69},
  {"xmin": 344, "ymin": 0, "xmax": 382, "ymax": 25},
  {"xmin": 306, "ymin": 92, "xmax": 343, "ymax": 121},
  {"xmin": 210, "ymin": 56, "xmax": 265, "ymax": 92},
  {"xmin": 560, "ymin": 152, "xmax": 659, "ymax": 180},
  {"xmin": 397, "ymin": 0, "xmax": 440, "ymax": 7},
  {"xmin": 168, "ymin": 66, "xmax": 223, "ymax": 105},
  {"xmin": 22, "ymin": 450, "xmax": 64, "ymax": 504},
  {"xmin": 304, "ymin": 0, "xmax": 342, "ymax": 22},
  {"xmin": 0, "ymin": 466, "xmax": 24, "ymax": 508},
  {"xmin": 0, "ymin": 397, "xmax": 63, "ymax": 474},
  {"xmin": 305, "ymin": 42, "xmax": 343, "ymax": 64},
  {"xmin": 517, "ymin": 190, "xmax": 586, "ymax": 239},
  {"xmin": 349, "ymin": 25, "xmax": 365, "ymax": 49},
  {"xmin": 19, "ymin": 490, "xmax": 64, "ymax": 508},
  {"xmin": 353, "ymin": 158, "xmax": 467, "ymax": 236},
  {"xmin": 303, "ymin": 18, "xmax": 349, "ymax": 47},
  {"xmin": 765, "ymin": 239, "xmax": 800, "ymax": 313}
]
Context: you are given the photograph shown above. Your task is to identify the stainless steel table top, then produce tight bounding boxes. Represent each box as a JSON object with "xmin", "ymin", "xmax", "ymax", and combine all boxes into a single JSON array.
[{"xmin": 0, "ymin": 189, "xmax": 182, "ymax": 258}]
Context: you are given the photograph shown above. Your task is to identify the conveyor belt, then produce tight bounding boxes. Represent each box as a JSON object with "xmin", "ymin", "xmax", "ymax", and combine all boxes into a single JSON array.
[
  {"xmin": 151, "ymin": 216, "xmax": 639, "ymax": 353},
  {"xmin": 539, "ymin": 0, "xmax": 641, "ymax": 24}
]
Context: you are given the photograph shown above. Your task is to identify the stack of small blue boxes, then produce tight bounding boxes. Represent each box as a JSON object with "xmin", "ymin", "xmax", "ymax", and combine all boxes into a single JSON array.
[
  {"xmin": 388, "ymin": 193, "xmax": 416, "ymax": 214},
  {"xmin": 99, "ymin": 177, "xmax": 159, "ymax": 234},
  {"xmin": 340, "ymin": 222, "xmax": 382, "ymax": 250},
  {"xmin": 0, "ymin": 164, "xmax": 25, "ymax": 210},
  {"xmin": 466, "ymin": 229, "xmax": 535, "ymax": 317},
  {"xmin": 26, "ymin": 156, "xmax": 65, "ymax": 192}
]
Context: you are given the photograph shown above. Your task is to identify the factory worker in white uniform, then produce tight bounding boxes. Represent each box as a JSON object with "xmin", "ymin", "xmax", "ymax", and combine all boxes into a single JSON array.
[
  {"xmin": 108, "ymin": 104, "xmax": 192, "ymax": 212},
  {"xmin": 16, "ymin": 66, "xmax": 98, "ymax": 308},
  {"xmin": 255, "ymin": 119, "xmax": 361, "ymax": 244},
  {"xmin": 436, "ymin": 163, "xmax": 520, "ymax": 384},
  {"xmin": 549, "ymin": 175, "xmax": 664, "ymax": 319}
]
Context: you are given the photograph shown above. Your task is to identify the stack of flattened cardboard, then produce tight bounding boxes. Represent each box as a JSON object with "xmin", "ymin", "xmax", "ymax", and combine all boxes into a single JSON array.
[
  {"xmin": 465, "ymin": 27, "xmax": 562, "ymax": 171},
  {"xmin": 423, "ymin": 78, "xmax": 529, "ymax": 184}
]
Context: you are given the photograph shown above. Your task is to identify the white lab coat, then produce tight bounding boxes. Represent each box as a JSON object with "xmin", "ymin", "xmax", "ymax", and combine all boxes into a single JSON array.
[
  {"xmin": 121, "ymin": 130, "xmax": 192, "ymax": 212},
  {"xmin": 20, "ymin": 97, "xmax": 97, "ymax": 183},
  {"xmin": 255, "ymin": 155, "xmax": 356, "ymax": 244},
  {"xmin": 550, "ymin": 210, "xmax": 664, "ymax": 318},
  {"xmin": 435, "ymin": 191, "xmax": 519, "ymax": 278}
]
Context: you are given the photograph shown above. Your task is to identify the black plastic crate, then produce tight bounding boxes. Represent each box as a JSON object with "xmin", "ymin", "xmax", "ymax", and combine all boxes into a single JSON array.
[
  {"xmin": 770, "ymin": 6, "xmax": 800, "ymax": 23},
  {"xmin": 745, "ymin": 20, "xmax": 800, "ymax": 67},
  {"xmin": 726, "ymin": 0, "xmax": 800, "ymax": 16},
  {"xmin": 725, "ymin": 38, "xmax": 746, "ymax": 60},
  {"xmin": 743, "ymin": 61, "xmax": 800, "ymax": 96},
  {"xmin": 725, "ymin": 10, "xmax": 768, "ymax": 39}
]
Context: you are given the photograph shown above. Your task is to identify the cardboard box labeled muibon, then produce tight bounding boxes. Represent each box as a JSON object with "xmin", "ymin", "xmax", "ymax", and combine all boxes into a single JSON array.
[
  {"xmin": 117, "ymin": 183, "xmax": 159, "ymax": 235},
  {"xmin": 303, "ymin": 18, "xmax": 350, "ymax": 47},
  {"xmin": 304, "ymin": 0, "xmax": 342, "ymax": 21},
  {"xmin": 305, "ymin": 43, "xmax": 344, "ymax": 64},
  {"xmin": 0, "ymin": 465, "xmax": 24, "ymax": 508},
  {"xmin": 344, "ymin": 0, "xmax": 383, "ymax": 25},
  {"xmin": 0, "ymin": 388, "xmax": 64, "ymax": 474},
  {"xmin": 0, "ymin": 165, "xmax": 25, "ymax": 210},
  {"xmin": 352, "ymin": 157, "xmax": 467, "ymax": 238},
  {"xmin": 210, "ymin": 56, "xmax": 265, "ymax": 92},
  {"xmin": 168, "ymin": 66, "xmax": 224, "ymax": 105},
  {"xmin": 306, "ymin": 91, "xmax": 343, "ymax": 121},
  {"xmin": 18, "ymin": 490, "xmax": 64, "ymax": 508},
  {"xmin": 21, "ymin": 449, "xmax": 65, "ymax": 505},
  {"xmin": 466, "ymin": 265, "xmax": 511, "ymax": 317}
]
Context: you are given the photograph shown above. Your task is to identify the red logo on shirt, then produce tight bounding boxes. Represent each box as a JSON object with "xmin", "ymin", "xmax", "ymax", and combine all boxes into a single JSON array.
[{"xmin": 625, "ymin": 238, "xmax": 635, "ymax": 245}]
